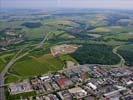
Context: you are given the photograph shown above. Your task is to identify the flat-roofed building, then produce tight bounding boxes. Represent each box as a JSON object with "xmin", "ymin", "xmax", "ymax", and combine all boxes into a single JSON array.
[
  {"xmin": 57, "ymin": 90, "xmax": 73, "ymax": 100},
  {"xmin": 87, "ymin": 82, "xmax": 97, "ymax": 90},
  {"xmin": 56, "ymin": 78, "xmax": 73, "ymax": 89},
  {"xmin": 8, "ymin": 80, "xmax": 33, "ymax": 95},
  {"xmin": 68, "ymin": 87, "xmax": 87, "ymax": 99}
]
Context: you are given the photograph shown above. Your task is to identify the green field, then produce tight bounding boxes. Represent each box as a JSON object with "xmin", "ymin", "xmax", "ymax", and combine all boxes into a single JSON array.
[
  {"xmin": 104, "ymin": 33, "xmax": 133, "ymax": 41},
  {"xmin": 0, "ymin": 53, "xmax": 14, "ymax": 62},
  {"xmin": 118, "ymin": 19, "xmax": 131, "ymax": 23},
  {"xmin": 46, "ymin": 19, "xmax": 79, "ymax": 27},
  {"xmin": 5, "ymin": 75, "xmax": 19, "ymax": 83},
  {"xmin": 88, "ymin": 17, "xmax": 108, "ymax": 26},
  {"xmin": 59, "ymin": 55, "xmax": 78, "ymax": 64},
  {"xmin": 0, "ymin": 52, "xmax": 15, "ymax": 72},
  {"xmin": 89, "ymin": 26, "xmax": 133, "ymax": 34},
  {"xmin": 10, "ymin": 54, "xmax": 64, "ymax": 78},
  {"xmin": 87, "ymin": 33, "xmax": 102, "ymax": 38},
  {"xmin": 89, "ymin": 27, "xmax": 111, "ymax": 33},
  {"xmin": 48, "ymin": 30, "xmax": 75, "ymax": 40},
  {"xmin": 104, "ymin": 40, "xmax": 127, "ymax": 46},
  {"xmin": 109, "ymin": 26, "xmax": 124, "ymax": 30},
  {"xmin": 0, "ymin": 59, "xmax": 4, "ymax": 72}
]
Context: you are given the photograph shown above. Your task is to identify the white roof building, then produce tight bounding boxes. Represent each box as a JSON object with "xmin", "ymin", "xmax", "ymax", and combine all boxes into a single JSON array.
[
  {"xmin": 40, "ymin": 76, "xmax": 49, "ymax": 81},
  {"xmin": 87, "ymin": 82, "xmax": 97, "ymax": 90}
]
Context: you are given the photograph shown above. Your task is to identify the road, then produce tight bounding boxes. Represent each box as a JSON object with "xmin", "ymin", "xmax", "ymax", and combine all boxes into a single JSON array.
[
  {"xmin": 0, "ymin": 48, "xmax": 25, "ymax": 100},
  {"xmin": 34, "ymin": 34, "xmax": 48, "ymax": 49},
  {"xmin": 0, "ymin": 34, "xmax": 48, "ymax": 100},
  {"xmin": 0, "ymin": 75, "xmax": 4, "ymax": 100},
  {"xmin": 112, "ymin": 46, "xmax": 126, "ymax": 67}
]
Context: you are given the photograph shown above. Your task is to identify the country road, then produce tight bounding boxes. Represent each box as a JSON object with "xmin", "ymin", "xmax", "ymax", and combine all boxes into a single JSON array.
[
  {"xmin": 112, "ymin": 46, "xmax": 126, "ymax": 67},
  {"xmin": 0, "ymin": 34, "xmax": 48, "ymax": 100}
]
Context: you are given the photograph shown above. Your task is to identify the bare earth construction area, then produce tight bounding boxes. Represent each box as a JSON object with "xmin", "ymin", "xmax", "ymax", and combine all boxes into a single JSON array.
[{"xmin": 51, "ymin": 44, "xmax": 80, "ymax": 56}]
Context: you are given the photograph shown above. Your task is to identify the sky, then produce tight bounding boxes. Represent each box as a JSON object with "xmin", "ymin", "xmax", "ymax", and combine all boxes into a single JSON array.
[{"xmin": 1, "ymin": 0, "xmax": 133, "ymax": 10}]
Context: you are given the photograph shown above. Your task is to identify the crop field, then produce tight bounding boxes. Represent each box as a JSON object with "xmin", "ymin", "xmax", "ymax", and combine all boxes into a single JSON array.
[
  {"xmin": 48, "ymin": 30, "xmax": 74, "ymax": 40},
  {"xmin": 89, "ymin": 27, "xmax": 111, "ymax": 33},
  {"xmin": 45, "ymin": 19, "xmax": 79, "ymax": 27},
  {"xmin": 88, "ymin": 26, "xmax": 133, "ymax": 34},
  {"xmin": 118, "ymin": 19, "xmax": 131, "ymax": 23},
  {"xmin": 104, "ymin": 40, "xmax": 127, "ymax": 46},
  {"xmin": 59, "ymin": 33, "xmax": 75, "ymax": 39},
  {"xmin": 87, "ymin": 33, "xmax": 102, "ymax": 38},
  {"xmin": 88, "ymin": 16, "xmax": 108, "ymax": 26},
  {"xmin": 109, "ymin": 26, "xmax": 124, "ymax": 30},
  {"xmin": 104, "ymin": 33, "xmax": 133, "ymax": 41},
  {"xmin": 112, "ymin": 26, "xmax": 133, "ymax": 33}
]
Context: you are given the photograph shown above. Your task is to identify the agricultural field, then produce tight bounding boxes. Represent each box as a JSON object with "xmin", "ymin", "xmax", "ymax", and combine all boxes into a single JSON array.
[
  {"xmin": 45, "ymin": 19, "xmax": 79, "ymax": 27},
  {"xmin": 103, "ymin": 33, "xmax": 133, "ymax": 42},
  {"xmin": 89, "ymin": 27, "xmax": 111, "ymax": 33},
  {"xmin": 118, "ymin": 19, "xmax": 131, "ymax": 23},
  {"xmin": 88, "ymin": 26, "xmax": 133, "ymax": 35}
]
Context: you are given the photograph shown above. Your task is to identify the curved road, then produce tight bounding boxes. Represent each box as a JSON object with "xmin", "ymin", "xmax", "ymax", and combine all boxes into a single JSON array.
[
  {"xmin": 112, "ymin": 46, "xmax": 126, "ymax": 67},
  {"xmin": 0, "ymin": 50, "xmax": 28, "ymax": 100}
]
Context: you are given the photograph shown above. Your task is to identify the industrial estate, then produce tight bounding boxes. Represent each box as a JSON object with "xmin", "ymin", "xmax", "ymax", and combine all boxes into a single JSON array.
[{"xmin": 7, "ymin": 63, "xmax": 133, "ymax": 100}]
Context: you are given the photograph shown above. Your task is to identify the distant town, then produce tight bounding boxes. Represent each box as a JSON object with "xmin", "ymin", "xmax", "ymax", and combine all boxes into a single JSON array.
[{"xmin": 0, "ymin": 29, "xmax": 24, "ymax": 50}]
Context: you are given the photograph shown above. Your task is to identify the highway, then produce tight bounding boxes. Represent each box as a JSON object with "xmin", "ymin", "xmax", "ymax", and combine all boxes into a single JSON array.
[
  {"xmin": 0, "ymin": 75, "xmax": 4, "ymax": 100},
  {"xmin": 0, "ymin": 49, "xmax": 25, "ymax": 100},
  {"xmin": 0, "ymin": 34, "xmax": 48, "ymax": 100}
]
